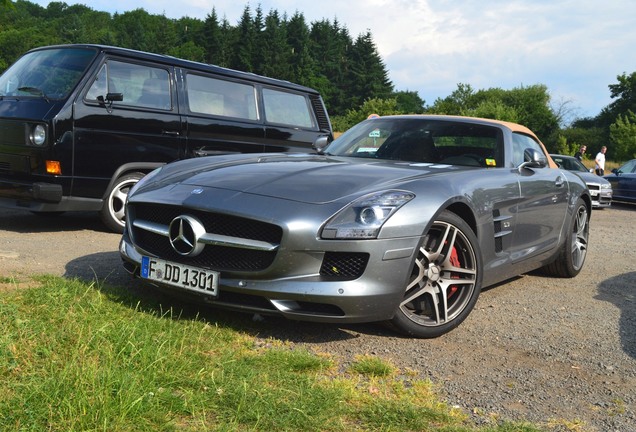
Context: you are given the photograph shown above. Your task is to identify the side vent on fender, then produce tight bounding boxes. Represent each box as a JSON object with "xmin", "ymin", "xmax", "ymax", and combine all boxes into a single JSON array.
[{"xmin": 492, "ymin": 209, "xmax": 513, "ymax": 253}]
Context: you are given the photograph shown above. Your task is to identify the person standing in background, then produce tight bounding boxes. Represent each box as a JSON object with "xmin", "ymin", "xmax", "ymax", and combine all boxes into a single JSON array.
[
  {"xmin": 574, "ymin": 145, "xmax": 586, "ymax": 161},
  {"xmin": 595, "ymin": 146, "xmax": 607, "ymax": 176}
]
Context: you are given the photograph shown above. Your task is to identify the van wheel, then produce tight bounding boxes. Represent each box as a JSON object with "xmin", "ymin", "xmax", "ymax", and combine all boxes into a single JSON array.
[{"xmin": 100, "ymin": 172, "xmax": 144, "ymax": 233}]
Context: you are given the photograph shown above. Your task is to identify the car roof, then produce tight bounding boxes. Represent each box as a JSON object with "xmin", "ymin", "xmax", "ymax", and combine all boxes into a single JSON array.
[{"xmin": 27, "ymin": 44, "xmax": 321, "ymax": 94}]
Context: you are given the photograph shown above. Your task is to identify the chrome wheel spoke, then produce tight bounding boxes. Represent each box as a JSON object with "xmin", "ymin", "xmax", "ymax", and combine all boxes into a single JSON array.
[{"xmin": 571, "ymin": 207, "xmax": 588, "ymax": 268}]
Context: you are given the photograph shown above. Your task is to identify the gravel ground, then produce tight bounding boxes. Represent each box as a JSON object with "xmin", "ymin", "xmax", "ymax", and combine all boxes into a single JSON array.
[{"xmin": 1, "ymin": 205, "xmax": 635, "ymax": 431}]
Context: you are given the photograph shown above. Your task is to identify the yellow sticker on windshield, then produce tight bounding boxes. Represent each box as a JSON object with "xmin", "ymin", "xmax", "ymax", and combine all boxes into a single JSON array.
[{"xmin": 485, "ymin": 158, "xmax": 497, "ymax": 167}]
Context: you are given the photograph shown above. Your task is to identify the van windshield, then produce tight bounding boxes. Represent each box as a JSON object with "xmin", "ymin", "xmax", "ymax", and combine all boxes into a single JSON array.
[{"xmin": 0, "ymin": 47, "xmax": 97, "ymax": 100}]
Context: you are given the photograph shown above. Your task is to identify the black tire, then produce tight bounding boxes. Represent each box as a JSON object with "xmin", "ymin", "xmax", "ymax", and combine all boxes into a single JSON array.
[
  {"xmin": 389, "ymin": 211, "xmax": 483, "ymax": 338},
  {"xmin": 541, "ymin": 198, "xmax": 589, "ymax": 277},
  {"xmin": 99, "ymin": 172, "xmax": 144, "ymax": 233}
]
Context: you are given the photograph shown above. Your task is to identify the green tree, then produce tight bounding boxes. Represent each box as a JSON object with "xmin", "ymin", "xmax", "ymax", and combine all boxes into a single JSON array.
[
  {"xmin": 598, "ymin": 72, "xmax": 636, "ymax": 129},
  {"xmin": 286, "ymin": 12, "xmax": 316, "ymax": 87},
  {"xmin": 560, "ymin": 126, "xmax": 606, "ymax": 159},
  {"xmin": 427, "ymin": 83, "xmax": 475, "ymax": 115},
  {"xmin": 309, "ymin": 19, "xmax": 353, "ymax": 115},
  {"xmin": 331, "ymin": 97, "xmax": 400, "ymax": 132},
  {"xmin": 258, "ymin": 9, "xmax": 291, "ymax": 79},
  {"xmin": 392, "ymin": 90, "xmax": 425, "ymax": 114},
  {"xmin": 230, "ymin": 5, "xmax": 256, "ymax": 71},
  {"xmin": 202, "ymin": 8, "xmax": 227, "ymax": 65},
  {"xmin": 609, "ymin": 110, "xmax": 636, "ymax": 161},
  {"xmin": 347, "ymin": 31, "xmax": 393, "ymax": 108}
]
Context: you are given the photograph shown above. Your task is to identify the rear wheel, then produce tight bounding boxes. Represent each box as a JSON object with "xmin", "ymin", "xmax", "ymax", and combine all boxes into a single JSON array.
[
  {"xmin": 100, "ymin": 172, "xmax": 144, "ymax": 233},
  {"xmin": 542, "ymin": 198, "xmax": 589, "ymax": 277},
  {"xmin": 389, "ymin": 211, "xmax": 482, "ymax": 338}
]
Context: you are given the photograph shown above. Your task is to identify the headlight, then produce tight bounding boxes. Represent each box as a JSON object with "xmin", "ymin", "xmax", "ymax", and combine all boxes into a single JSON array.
[
  {"xmin": 322, "ymin": 190, "xmax": 415, "ymax": 239},
  {"xmin": 601, "ymin": 183, "xmax": 612, "ymax": 190},
  {"xmin": 30, "ymin": 124, "xmax": 47, "ymax": 146}
]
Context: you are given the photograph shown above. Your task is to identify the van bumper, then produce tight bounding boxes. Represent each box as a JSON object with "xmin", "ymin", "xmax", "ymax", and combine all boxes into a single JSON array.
[{"xmin": 0, "ymin": 179, "xmax": 102, "ymax": 212}]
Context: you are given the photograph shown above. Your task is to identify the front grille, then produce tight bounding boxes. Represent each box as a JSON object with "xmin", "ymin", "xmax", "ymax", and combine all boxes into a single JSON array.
[
  {"xmin": 587, "ymin": 184, "xmax": 600, "ymax": 192},
  {"xmin": 130, "ymin": 203, "xmax": 282, "ymax": 272},
  {"xmin": 320, "ymin": 252, "xmax": 369, "ymax": 280},
  {"xmin": 0, "ymin": 161, "xmax": 9, "ymax": 174}
]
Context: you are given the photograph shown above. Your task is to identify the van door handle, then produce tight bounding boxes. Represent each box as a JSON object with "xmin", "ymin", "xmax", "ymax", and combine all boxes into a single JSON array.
[{"xmin": 162, "ymin": 130, "xmax": 180, "ymax": 136}]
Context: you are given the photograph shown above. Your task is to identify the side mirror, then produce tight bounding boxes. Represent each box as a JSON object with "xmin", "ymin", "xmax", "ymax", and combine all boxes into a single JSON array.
[
  {"xmin": 313, "ymin": 135, "xmax": 331, "ymax": 154},
  {"xmin": 106, "ymin": 92, "xmax": 124, "ymax": 102},
  {"xmin": 519, "ymin": 148, "xmax": 547, "ymax": 170},
  {"xmin": 97, "ymin": 92, "xmax": 124, "ymax": 113}
]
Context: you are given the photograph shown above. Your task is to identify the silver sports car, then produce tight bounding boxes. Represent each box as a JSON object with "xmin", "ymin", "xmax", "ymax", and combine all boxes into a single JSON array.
[{"xmin": 120, "ymin": 115, "xmax": 591, "ymax": 338}]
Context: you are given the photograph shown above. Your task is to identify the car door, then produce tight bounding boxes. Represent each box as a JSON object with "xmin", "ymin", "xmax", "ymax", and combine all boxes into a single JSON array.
[
  {"xmin": 73, "ymin": 58, "xmax": 184, "ymax": 199},
  {"xmin": 610, "ymin": 160, "xmax": 636, "ymax": 201},
  {"xmin": 510, "ymin": 133, "xmax": 569, "ymax": 263}
]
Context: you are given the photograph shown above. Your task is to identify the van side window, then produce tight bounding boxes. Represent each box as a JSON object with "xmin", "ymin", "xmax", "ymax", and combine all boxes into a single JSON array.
[
  {"xmin": 85, "ymin": 60, "xmax": 171, "ymax": 110},
  {"xmin": 186, "ymin": 74, "xmax": 258, "ymax": 120},
  {"xmin": 262, "ymin": 88, "xmax": 315, "ymax": 128}
]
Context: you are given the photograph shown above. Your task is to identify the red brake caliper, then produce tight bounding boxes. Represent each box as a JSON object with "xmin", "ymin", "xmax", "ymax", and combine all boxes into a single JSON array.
[{"xmin": 448, "ymin": 245, "xmax": 460, "ymax": 298}]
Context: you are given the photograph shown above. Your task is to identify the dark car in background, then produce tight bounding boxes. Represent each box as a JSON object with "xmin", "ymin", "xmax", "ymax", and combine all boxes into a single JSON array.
[
  {"xmin": 604, "ymin": 159, "xmax": 636, "ymax": 203},
  {"xmin": 551, "ymin": 154, "xmax": 612, "ymax": 208},
  {"xmin": 120, "ymin": 115, "xmax": 591, "ymax": 338}
]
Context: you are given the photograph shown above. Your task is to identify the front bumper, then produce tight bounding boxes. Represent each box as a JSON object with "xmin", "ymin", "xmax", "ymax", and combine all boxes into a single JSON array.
[
  {"xmin": 589, "ymin": 189, "xmax": 612, "ymax": 208},
  {"xmin": 119, "ymin": 234, "xmax": 419, "ymax": 324}
]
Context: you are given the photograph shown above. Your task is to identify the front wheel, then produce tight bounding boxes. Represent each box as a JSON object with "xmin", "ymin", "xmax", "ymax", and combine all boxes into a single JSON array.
[
  {"xmin": 389, "ymin": 211, "xmax": 483, "ymax": 338},
  {"xmin": 100, "ymin": 172, "xmax": 144, "ymax": 233}
]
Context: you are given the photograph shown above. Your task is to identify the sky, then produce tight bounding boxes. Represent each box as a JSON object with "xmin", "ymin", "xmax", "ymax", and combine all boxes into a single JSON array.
[{"xmin": 31, "ymin": 0, "xmax": 636, "ymax": 120}]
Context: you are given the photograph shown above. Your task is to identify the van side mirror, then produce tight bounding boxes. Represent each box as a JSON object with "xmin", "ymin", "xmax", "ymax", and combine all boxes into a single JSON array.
[
  {"xmin": 97, "ymin": 93, "xmax": 124, "ymax": 113},
  {"xmin": 106, "ymin": 92, "xmax": 123, "ymax": 102},
  {"xmin": 313, "ymin": 135, "xmax": 331, "ymax": 154}
]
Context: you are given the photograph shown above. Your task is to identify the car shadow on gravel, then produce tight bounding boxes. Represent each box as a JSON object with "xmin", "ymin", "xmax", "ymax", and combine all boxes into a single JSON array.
[
  {"xmin": 595, "ymin": 271, "xmax": 636, "ymax": 359},
  {"xmin": 64, "ymin": 251, "xmax": 385, "ymax": 342}
]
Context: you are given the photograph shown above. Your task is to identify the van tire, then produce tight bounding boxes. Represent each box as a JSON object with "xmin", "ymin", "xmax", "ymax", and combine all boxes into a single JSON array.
[{"xmin": 100, "ymin": 172, "xmax": 144, "ymax": 233}]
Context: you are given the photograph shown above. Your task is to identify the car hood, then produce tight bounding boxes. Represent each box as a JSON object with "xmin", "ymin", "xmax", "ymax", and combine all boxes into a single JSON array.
[
  {"xmin": 575, "ymin": 170, "xmax": 611, "ymax": 185},
  {"xmin": 145, "ymin": 153, "xmax": 465, "ymax": 204},
  {"xmin": 0, "ymin": 97, "xmax": 65, "ymax": 119}
]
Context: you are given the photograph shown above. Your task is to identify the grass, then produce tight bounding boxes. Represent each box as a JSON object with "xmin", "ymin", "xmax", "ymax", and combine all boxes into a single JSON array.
[{"xmin": 1, "ymin": 276, "xmax": 555, "ymax": 431}]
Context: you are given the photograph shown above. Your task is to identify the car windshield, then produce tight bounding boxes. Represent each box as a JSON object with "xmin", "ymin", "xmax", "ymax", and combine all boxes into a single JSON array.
[
  {"xmin": 618, "ymin": 159, "xmax": 636, "ymax": 173},
  {"xmin": 0, "ymin": 47, "xmax": 97, "ymax": 100},
  {"xmin": 324, "ymin": 117, "xmax": 504, "ymax": 167},
  {"xmin": 552, "ymin": 155, "xmax": 588, "ymax": 172}
]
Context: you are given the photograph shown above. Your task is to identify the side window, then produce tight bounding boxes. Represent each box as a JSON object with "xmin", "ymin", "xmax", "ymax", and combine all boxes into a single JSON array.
[
  {"xmin": 186, "ymin": 74, "xmax": 258, "ymax": 120},
  {"xmin": 85, "ymin": 60, "xmax": 171, "ymax": 110},
  {"xmin": 512, "ymin": 133, "xmax": 545, "ymax": 166},
  {"xmin": 262, "ymin": 88, "xmax": 315, "ymax": 128}
]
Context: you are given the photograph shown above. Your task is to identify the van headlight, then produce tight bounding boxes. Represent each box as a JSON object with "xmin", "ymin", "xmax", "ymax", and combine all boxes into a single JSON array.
[
  {"xmin": 30, "ymin": 124, "xmax": 47, "ymax": 146},
  {"xmin": 321, "ymin": 190, "xmax": 415, "ymax": 239}
]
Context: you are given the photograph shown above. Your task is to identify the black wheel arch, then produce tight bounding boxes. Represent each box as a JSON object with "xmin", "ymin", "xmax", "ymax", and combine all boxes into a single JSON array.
[{"xmin": 101, "ymin": 162, "xmax": 165, "ymax": 201}]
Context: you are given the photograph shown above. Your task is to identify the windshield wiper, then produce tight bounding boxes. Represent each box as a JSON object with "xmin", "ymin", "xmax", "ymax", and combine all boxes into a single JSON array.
[{"xmin": 17, "ymin": 86, "xmax": 50, "ymax": 103}]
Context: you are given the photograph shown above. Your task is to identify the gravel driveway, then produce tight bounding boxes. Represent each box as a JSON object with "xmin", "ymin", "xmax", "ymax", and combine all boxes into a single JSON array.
[{"xmin": 1, "ymin": 205, "xmax": 634, "ymax": 431}]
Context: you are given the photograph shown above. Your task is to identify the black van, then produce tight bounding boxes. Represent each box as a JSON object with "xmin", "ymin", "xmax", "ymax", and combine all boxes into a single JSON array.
[{"xmin": 0, "ymin": 44, "xmax": 332, "ymax": 232}]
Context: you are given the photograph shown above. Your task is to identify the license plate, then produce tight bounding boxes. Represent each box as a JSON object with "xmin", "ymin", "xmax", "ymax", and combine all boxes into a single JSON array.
[{"xmin": 141, "ymin": 256, "xmax": 218, "ymax": 295}]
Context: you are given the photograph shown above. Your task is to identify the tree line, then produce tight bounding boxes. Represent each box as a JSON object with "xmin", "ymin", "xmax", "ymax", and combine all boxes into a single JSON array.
[{"xmin": 1, "ymin": 0, "xmax": 635, "ymax": 162}]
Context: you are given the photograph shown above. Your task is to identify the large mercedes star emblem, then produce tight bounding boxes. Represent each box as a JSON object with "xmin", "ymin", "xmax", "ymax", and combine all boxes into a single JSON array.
[{"xmin": 168, "ymin": 215, "xmax": 206, "ymax": 256}]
